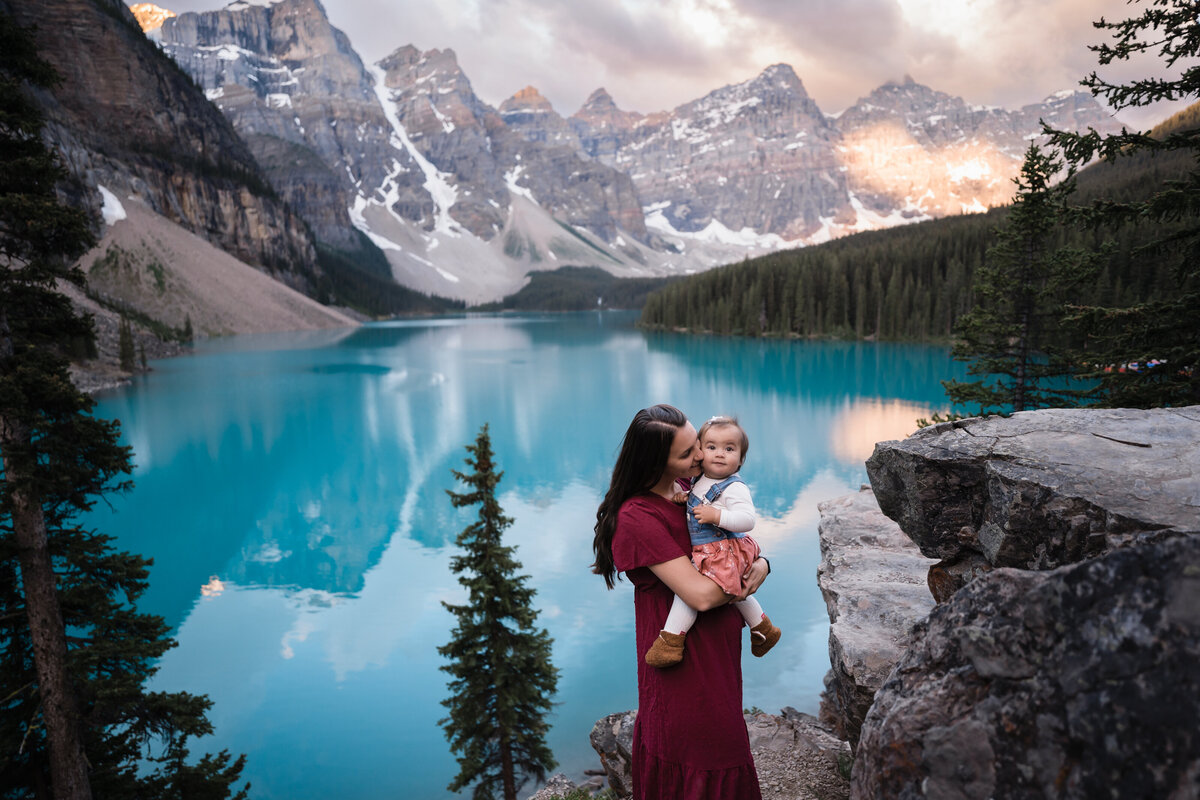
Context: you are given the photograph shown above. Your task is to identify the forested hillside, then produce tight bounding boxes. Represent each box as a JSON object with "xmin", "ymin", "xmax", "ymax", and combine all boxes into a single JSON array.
[
  {"xmin": 640, "ymin": 104, "xmax": 1196, "ymax": 341},
  {"xmin": 476, "ymin": 266, "xmax": 679, "ymax": 311}
]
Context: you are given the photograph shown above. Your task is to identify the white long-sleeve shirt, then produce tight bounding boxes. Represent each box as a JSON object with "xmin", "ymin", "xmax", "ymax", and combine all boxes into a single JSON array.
[{"xmin": 691, "ymin": 474, "xmax": 756, "ymax": 533}]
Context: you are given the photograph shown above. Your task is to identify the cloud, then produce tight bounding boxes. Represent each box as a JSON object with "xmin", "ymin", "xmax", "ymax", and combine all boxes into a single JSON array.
[{"xmin": 159, "ymin": 0, "xmax": 1188, "ymax": 127}]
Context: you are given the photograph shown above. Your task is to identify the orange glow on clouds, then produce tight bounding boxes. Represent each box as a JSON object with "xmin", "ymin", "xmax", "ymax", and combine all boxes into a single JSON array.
[{"xmin": 829, "ymin": 398, "xmax": 936, "ymax": 464}]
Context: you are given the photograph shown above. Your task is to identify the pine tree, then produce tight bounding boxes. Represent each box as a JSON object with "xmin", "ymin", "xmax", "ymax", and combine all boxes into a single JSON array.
[
  {"xmin": 1, "ymin": 12, "xmax": 246, "ymax": 799},
  {"xmin": 118, "ymin": 316, "xmax": 135, "ymax": 372},
  {"xmin": 1045, "ymin": 0, "xmax": 1200, "ymax": 407},
  {"xmin": 940, "ymin": 145, "xmax": 1096, "ymax": 415},
  {"xmin": 439, "ymin": 425, "xmax": 558, "ymax": 800}
]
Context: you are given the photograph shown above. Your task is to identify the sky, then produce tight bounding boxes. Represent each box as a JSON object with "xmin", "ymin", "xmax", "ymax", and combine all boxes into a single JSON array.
[{"xmin": 154, "ymin": 0, "xmax": 1191, "ymax": 130}]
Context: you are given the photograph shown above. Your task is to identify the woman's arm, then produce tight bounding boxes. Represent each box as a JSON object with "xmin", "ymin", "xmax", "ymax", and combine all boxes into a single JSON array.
[
  {"xmin": 648, "ymin": 557, "xmax": 731, "ymax": 611},
  {"xmin": 649, "ymin": 553, "xmax": 771, "ymax": 609}
]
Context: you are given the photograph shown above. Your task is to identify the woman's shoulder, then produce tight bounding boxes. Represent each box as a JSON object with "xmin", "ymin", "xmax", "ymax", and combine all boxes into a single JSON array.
[
  {"xmin": 618, "ymin": 492, "xmax": 676, "ymax": 520},
  {"xmin": 613, "ymin": 493, "xmax": 686, "ymax": 570}
]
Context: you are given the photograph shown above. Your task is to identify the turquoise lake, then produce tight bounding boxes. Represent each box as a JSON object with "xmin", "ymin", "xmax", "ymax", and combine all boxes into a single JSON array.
[{"xmin": 85, "ymin": 311, "xmax": 968, "ymax": 799}]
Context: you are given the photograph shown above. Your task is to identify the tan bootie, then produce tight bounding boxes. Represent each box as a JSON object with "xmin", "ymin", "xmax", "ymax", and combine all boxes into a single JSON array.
[
  {"xmin": 750, "ymin": 614, "xmax": 781, "ymax": 658},
  {"xmin": 645, "ymin": 631, "xmax": 686, "ymax": 668}
]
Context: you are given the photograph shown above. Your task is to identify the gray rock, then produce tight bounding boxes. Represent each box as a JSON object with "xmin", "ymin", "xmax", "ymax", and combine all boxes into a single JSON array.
[
  {"xmin": 817, "ymin": 488, "xmax": 938, "ymax": 749},
  {"xmin": 7, "ymin": 0, "xmax": 321, "ymax": 294},
  {"xmin": 851, "ymin": 533, "xmax": 1200, "ymax": 800},
  {"xmin": 866, "ymin": 407, "xmax": 1200, "ymax": 595},
  {"xmin": 161, "ymin": 0, "xmax": 384, "ymax": 253},
  {"xmin": 752, "ymin": 709, "xmax": 852, "ymax": 800},
  {"xmin": 590, "ymin": 709, "xmax": 852, "ymax": 799},
  {"xmin": 524, "ymin": 773, "xmax": 579, "ymax": 800},
  {"xmin": 589, "ymin": 710, "xmax": 636, "ymax": 798}
]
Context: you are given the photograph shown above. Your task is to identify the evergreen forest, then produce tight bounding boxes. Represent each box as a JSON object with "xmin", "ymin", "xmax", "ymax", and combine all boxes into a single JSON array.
[{"xmin": 477, "ymin": 266, "xmax": 679, "ymax": 312}]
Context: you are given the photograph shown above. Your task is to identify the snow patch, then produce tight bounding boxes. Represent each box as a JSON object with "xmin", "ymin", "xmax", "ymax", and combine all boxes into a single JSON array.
[
  {"xmin": 427, "ymin": 97, "xmax": 455, "ymax": 134},
  {"xmin": 205, "ymin": 87, "xmax": 225, "ymax": 101},
  {"xmin": 201, "ymin": 43, "xmax": 256, "ymax": 61},
  {"xmin": 644, "ymin": 208, "xmax": 788, "ymax": 250},
  {"xmin": 505, "ymin": 165, "xmax": 536, "ymax": 202},
  {"xmin": 348, "ymin": 196, "xmax": 402, "ymax": 251},
  {"xmin": 266, "ymin": 92, "xmax": 292, "ymax": 109},
  {"xmin": 225, "ymin": 0, "xmax": 286, "ymax": 9},
  {"xmin": 406, "ymin": 250, "xmax": 460, "ymax": 283},
  {"xmin": 846, "ymin": 192, "xmax": 932, "ymax": 232},
  {"xmin": 368, "ymin": 63, "xmax": 461, "ymax": 236},
  {"xmin": 98, "ymin": 185, "xmax": 126, "ymax": 226}
]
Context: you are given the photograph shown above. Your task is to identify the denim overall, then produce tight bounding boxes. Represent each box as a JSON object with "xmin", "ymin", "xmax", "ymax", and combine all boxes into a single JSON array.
[{"xmin": 686, "ymin": 475, "xmax": 745, "ymax": 545}]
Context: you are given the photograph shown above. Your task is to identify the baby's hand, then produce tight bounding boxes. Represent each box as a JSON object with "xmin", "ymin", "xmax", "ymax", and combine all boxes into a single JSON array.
[
  {"xmin": 671, "ymin": 491, "xmax": 689, "ymax": 505},
  {"xmin": 692, "ymin": 505, "xmax": 721, "ymax": 525}
]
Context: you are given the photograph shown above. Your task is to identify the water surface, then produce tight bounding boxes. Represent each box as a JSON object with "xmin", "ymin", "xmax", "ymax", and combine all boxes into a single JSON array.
[{"xmin": 87, "ymin": 311, "xmax": 966, "ymax": 799}]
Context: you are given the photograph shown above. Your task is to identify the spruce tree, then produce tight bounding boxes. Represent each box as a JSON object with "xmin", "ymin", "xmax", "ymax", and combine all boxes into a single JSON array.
[
  {"xmin": 118, "ymin": 316, "xmax": 135, "ymax": 372},
  {"xmin": 939, "ymin": 144, "xmax": 1095, "ymax": 416},
  {"xmin": 439, "ymin": 425, "xmax": 558, "ymax": 800},
  {"xmin": 1045, "ymin": 0, "xmax": 1200, "ymax": 407},
  {"xmin": 1, "ymin": 12, "xmax": 246, "ymax": 798}
]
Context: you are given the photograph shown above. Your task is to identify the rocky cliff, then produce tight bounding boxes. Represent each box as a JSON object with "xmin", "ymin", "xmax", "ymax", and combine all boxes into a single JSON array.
[
  {"xmin": 837, "ymin": 77, "xmax": 1123, "ymax": 223},
  {"xmin": 564, "ymin": 71, "xmax": 1125, "ymax": 248},
  {"xmin": 153, "ymin": 1, "xmax": 656, "ymax": 301},
  {"xmin": 816, "ymin": 487, "xmax": 936, "ymax": 749},
  {"xmin": 158, "ymin": 0, "xmax": 393, "ymax": 254},
  {"xmin": 1, "ymin": 0, "xmax": 320, "ymax": 293},
  {"xmin": 572, "ymin": 64, "xmax": 851, "ymax": 243},
  {"xmin": 842, "ymin": 407, "xmax": 1200, "ymax": 799},
  {"xmin": 865, "ymin": 406, "xmax": 1200, "ymax": 599}
]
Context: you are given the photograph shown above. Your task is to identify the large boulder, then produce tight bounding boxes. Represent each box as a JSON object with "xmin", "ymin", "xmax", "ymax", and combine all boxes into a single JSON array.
[
  {"xmin": 816, "ymin": 488, "xmax": 937, "ymax": 748},
  {"xmin": 851, "ymin": 533, "xmax": 1200, "ymax": 800},
  {"xmin": 866, "ymin": 406, "xmax": 1200, "ymax": 599}
]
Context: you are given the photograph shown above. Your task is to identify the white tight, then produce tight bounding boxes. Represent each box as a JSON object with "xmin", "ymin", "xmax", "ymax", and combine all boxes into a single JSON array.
[{"xmin": 663, "ymin": 593, "xmax": 764, "ymax": 633}]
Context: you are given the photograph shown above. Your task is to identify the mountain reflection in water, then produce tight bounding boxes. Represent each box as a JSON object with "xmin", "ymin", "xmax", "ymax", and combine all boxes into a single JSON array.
[{"xmin": 85, "ymin": 312, "xmax": 966, "ymax": 800}]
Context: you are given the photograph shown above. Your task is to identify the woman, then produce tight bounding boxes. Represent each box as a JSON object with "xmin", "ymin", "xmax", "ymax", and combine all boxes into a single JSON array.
[{"xmin": 593, "ymin": 404, "xmax": 769, "ymax": 799}]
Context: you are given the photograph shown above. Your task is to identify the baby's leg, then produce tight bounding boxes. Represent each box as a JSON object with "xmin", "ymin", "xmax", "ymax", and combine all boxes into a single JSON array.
[
  {"xmin": 663, "ymin": 594, "xmax": 699, "ymax": 634},
  {"xmin": 645, "ymin": 595, "xmax": 697, "ymax": 669},
  {"xmin": 734, "ymin": 597, "xmax": 764, "ymax": 627},
  {"xmin": 736, "ymin": 597, "xmax": 782, "ymax": 657}
]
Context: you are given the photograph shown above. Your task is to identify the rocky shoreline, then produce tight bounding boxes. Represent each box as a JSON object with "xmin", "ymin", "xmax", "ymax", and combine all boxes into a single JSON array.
[{"xmin": 543, "ymin": 406, "xmax": 1199, "ymax": 799}]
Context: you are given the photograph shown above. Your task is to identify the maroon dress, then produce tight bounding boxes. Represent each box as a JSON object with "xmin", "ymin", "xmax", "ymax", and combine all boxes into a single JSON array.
[{"xmin": 611, "ymin": 493, "xmax": 762, "ymax": 800}]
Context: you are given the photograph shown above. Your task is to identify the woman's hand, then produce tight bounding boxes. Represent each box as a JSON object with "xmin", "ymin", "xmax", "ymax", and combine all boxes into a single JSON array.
[{"xmin": 732, "ymin": 557, "xmax": 769, "ymax": 601}]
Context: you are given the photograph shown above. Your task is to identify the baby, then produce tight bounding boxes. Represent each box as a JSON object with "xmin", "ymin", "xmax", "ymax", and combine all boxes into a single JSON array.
[{"xmin": 645, "ymin": 415, "xmax": 781, "ymax": 668}]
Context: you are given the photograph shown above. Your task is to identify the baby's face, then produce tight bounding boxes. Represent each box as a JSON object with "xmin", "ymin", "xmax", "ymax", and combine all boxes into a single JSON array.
[{"xmin": 700, "ymin": 426, "xmax": 742, "ymax": 480}]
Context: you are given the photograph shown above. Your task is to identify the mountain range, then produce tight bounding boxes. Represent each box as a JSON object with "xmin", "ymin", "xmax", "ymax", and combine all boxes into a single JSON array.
[{"xmin": 14, "ymin": 0, "xmax": 1127, "ymax": 310}]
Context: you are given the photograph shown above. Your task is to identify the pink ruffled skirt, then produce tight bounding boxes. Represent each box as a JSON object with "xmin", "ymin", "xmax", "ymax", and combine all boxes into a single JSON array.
[{"xmin": 691, "ymin": 536, "xmax": 761, "ymax": 596}]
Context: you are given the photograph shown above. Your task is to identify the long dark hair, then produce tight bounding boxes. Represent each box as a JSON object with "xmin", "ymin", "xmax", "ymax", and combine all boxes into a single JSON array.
[{"xmin": 592, "ymin": 404, "xmax": 687, "ymax": 589}]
